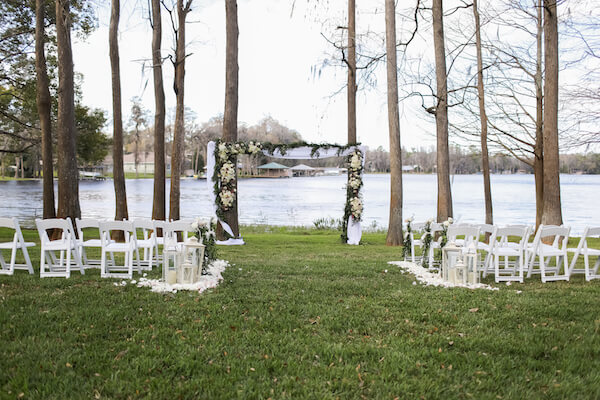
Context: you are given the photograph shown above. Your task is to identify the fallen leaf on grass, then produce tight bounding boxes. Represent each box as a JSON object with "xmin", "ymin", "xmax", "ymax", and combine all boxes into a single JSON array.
[
  {"xmin": 114, "ymin": 350, "xmax": 128, "ymax": 361},
  {"xmin": 469, "ymin": 308, "xmax": 479, "ymax": 313}
]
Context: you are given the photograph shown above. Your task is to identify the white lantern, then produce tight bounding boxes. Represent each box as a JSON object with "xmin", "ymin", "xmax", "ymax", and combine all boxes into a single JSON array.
[
  {"xmin": 182, "ymin": 237, "xmax": 205, "ymax": 283},
  {"xmin": 464, "ymin": 242, "xmax": 479, "ymax": 285},
  {"xmin": 178, "ymin": 262, "xmax": 195, "ymax": 284},
  {"xmin": 441, "ymin": 242, "xmax": 462, "ymax": 282},
  {"xmin": 163, "ymin": 247, "xmax": 179, "ymax": 285}
]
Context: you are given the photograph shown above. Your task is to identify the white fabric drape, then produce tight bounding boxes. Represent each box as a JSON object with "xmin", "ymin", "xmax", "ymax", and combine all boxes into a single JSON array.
[{"xmin": 206, "ymin": 141, "xmax": 366, "ymax": 245}]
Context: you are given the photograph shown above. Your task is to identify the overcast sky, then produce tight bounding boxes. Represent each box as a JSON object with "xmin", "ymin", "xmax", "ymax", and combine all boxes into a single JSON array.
[{"xmin": 72, "ymin": 0, "xmax": 435, "ymax": 151}]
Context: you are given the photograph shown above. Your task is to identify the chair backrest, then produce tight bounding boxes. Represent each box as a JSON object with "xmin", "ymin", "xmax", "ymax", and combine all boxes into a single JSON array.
[
  {"xmin": 98, "ymin": 220, "xmax": 135, "ymax": 245},
  {"xmin": 165, "ymin": 220, "xmax": 192, "ymax": 242},
  {"xmin": 585, "ymin": 227, "xmax": 600, "ymax": 239},
  {"xmin": 539, "ymin": 225, "xmax": 570, "ymax": 250},
  {"xmin": 494, "ymin": 225, "xmax": 530, "ymax": 250},
  {"xmin": 133, "ymin": 218, "xmax": 156, "ymax": 241},
  {"xmin": 0, "ymin": 217, "xmax": 24, "ymax": 245},
  {"xmin": 36, "ymin": 218, "xmax": 75, "ymax": 243},
  {"xmin": 0, "ymin": 217, "xmax": 17, "ymax": 230},
  {"xmin": 430, "ymin": 222, "xmax": 443, "ymax": 233},
  {"xmin": 448, "ymin": 225, "xmax": 480, "ymax": 247},
  {"xmin": 153, "ymin": 220, "xmax": 168, "ymax": 238},
  {"xmin": 75, "ymin": 218, "xmax": 101, "ymax": 240},
  {"xmin": 477, "ymin": 224, "xmax": 495, "ymax": 235}
]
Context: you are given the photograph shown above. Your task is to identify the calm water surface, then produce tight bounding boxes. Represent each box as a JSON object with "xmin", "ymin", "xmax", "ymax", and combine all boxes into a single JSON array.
[{"xmin": 0, "ymin": 174, "xmax": 597, "ymax": 234}]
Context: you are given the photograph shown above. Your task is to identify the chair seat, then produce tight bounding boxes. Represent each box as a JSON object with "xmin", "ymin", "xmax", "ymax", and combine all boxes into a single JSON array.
[
  {"xmin": 80, "ymin": 239, "xmax": 103, "ymax": 247},
  {"xmin": 492, "ymin": 247, "xmax": 522, "ymax": 257},
  {"xmin": 137, "ymin": 239, "xmax": 156, "ymax": 247},
  {"xmin": 538, "ymin": 244, "xmax": 567, "ymax": 256},
  {"xmin": 104, "ymin": 243, "xmax": 135, "ymax": 252},
  {"xmin": 0, "ymin": 241, "xmax": 35, "ymax": 249},
  {"xmin": 478, "ymin": 242, "xmax": 491, "ymax": 252},
  {"xmin": 568, "ymin": 247, "xmax": 600, "ymax": 256},
  {"xmin": 43, "ymin": 240, "xmax": 76, "ymax": 251}
]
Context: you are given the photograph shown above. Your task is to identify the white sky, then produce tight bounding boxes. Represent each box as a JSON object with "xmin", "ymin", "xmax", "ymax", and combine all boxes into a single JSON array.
[{"xmin": 72, "ymin": 0, "xmax": 436, "ymax": 151}]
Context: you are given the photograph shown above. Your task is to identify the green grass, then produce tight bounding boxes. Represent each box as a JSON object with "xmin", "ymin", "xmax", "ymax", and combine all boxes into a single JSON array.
[{"xmin": 0, "ymin": 227, "xmax": 599, "ymax": 399}]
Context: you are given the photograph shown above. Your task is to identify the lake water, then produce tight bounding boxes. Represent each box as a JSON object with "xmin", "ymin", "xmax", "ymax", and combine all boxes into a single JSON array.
[{"xmin": 0, "ymin": 174, "xmax": 597, "ymax": 234}]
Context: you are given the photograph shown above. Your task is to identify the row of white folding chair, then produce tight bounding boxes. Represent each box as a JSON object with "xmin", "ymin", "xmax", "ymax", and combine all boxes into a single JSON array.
[
  {"xmin": 409, "ymin": 223, "xmax": 481, "ymax": 266},
  {"xmin": 0, "ymin": 217, "xmax": 35, "ymax": 275},
  {"xmin": 482, "ymin": 225, "xmax": 531, "ymax": 283}
]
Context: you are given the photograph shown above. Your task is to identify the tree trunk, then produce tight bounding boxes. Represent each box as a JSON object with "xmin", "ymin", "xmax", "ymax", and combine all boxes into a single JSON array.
[
  {"xmin": 432, "ymin": 0, "xmax": 452, "ymax": 222},
  {"xmin": 218, "ymin": 0, "xmax": 240, "ymax": 239},
  {"xmin": 347, "ymin": 0, "xmax": 357, "ymax": 144},
  {"xmin": 14, "ymin": 157, "xmax": 19, "ymax": 179},
  {"xmin": 56, "ymin": 0, "xmax": 81, "ymax": 220},
  {"xmin": 110, "ymin": 0, "xmax": 128, "ymax": 228},
  {"xmin": 35, "ymin": 0, "xmax": 56, "ymax": 219},
  {"xmin": 384, "ymin": 0, "xmax": 403, "ymax": 246},
  {"xmin": 473, "ymin": 0, "xmax": 492, "ymax": 228},
  {"xmin": 151, "ymin": 0, "xmax": 166, "ymax": 224},
  {"xmin": 534, "ymin": 0, "xmax": 544, "ymax": 229},
  {"xmin": 169, "ymin": 0, "xmax": 191, "ymax": 222},
  {"xmin": 541, "ymin": 0, "xmax": 562, "ymax": 226}
]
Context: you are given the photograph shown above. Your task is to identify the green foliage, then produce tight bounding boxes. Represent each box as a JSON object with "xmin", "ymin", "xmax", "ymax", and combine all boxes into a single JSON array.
[
  {"xmin": 1, "ymin": 227, "xmax": 600, "ymax": 398},
  {"xmin": 75, "ymin": 105, "xmax": 110, "ymax": 166},
  {"xmin": 312, "ymin": 217, "xmax": 343, "ymax": 230}
]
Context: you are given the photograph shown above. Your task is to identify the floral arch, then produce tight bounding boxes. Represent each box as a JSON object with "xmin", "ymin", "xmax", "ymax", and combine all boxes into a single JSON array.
[{"xmin": 206, "ymin": 140, "xmax": 366, "ymax": 245}]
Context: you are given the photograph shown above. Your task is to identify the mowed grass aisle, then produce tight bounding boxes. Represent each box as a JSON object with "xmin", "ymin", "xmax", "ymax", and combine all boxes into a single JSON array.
[{"xmin": 1, "ymin": 227, "xmax": 599, "ymax": 399}]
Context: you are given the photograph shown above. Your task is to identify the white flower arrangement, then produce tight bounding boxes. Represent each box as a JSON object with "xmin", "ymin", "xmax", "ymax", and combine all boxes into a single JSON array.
[
  {"xmin": 248, "ymin": 141, "xmax": 261, "ymax": 154},
  {"xmin": 349, "ymin": 177, "xmax": 361, "ymax": 189},
  {"xmin": 220, "ymin": 162, "xmax": 236, "ymax": 183},
  {"xmin": 219, "ymin": 189, "xmax": 235, "ymax": 209},
  {"xmin": 350, "ymin": 153, "xmax": 362, "ymax": 169},
  {"xmin": 192, "ymin": 217, "xmax": 218, "ymax": 266},
  {"xmin": 350, "ymin": 197, "xmax": 363, "ymax": 219}
]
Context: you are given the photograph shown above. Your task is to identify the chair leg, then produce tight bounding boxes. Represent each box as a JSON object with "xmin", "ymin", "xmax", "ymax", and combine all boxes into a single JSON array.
[
  {"xmin": 8, "ymin": 246, "xmax": 17, "ymax": 275},
  {"xmin": 494, "ymin": 254, "xmax": 500, "ymax": 283},
  {"xmin": 40, "ymin": 246, "xmax": 46, "ymax": 277},
  {"xmin": 66, "ymin": 246, "xmax": 71, "ymax": 279},
  {"xmin": 100, "ymin": 250, "xmax": 107, "ymax": 278},
  {"xmin": 540, "ymin": 253, "xmax": 547, "ymax": 283},
  {"xmin": 22, "ymin": 246, "xmax": 34, "ymax": 274}
]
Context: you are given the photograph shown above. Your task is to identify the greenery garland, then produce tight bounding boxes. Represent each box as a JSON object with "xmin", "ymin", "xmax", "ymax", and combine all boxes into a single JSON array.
[
  {"xmin": 212, "ymin": 140, "xmax": 364, "ymax": 242},
  {"xmin": 421, "ymin": 219, "xmax": 433, "ymax": 268},
  {"xmin": 400, "ymin": 217, "xmax": 413, "ymax": 261},
  {"xmin": 191, "ymin": 218, "xmax": 218, "ymax": 273}
]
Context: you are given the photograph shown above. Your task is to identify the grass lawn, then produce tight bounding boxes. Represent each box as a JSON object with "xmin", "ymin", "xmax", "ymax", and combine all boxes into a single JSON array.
[{"xmin": 1, "ymin": 226, "xmax": 599, "ymax": 399}]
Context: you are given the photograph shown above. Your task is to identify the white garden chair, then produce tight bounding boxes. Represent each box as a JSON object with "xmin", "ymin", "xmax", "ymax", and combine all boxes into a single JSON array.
[
  {"xmin": 408, "ymin": 222, "xmax": 425, "ymax": 262},
  {"xmin": 0, "ymin": 217, "xmax": 35, "ymax": 275},
  {"xmin": 133, "ymin": 219, "xmax": 159, "ymax": 271},
  {"xmin": 35, "ymin": 218, "xmax": 84, "ymax": 278},
  {"xmin": 567, "ymin": 227, "xmax": 600, "ymax": 281},
  {"xmin": 426, "ymin": 223, "xmax": 444, "ymax": 268},
  {"xmin": 164, "ymin": 220, "xmax": 193, "ymax": 250},
  {"xmin": 75, "ymin": 218, "xmax": 104, "ymax": 269},
  {"xmin": 485, "ymin": 226, "xmax": 530, "ymax": 283},
  {"xmin": 526, "ymin": 225, "xmax": 571, "ymax": 282},
  {"xmin": 476, "ymin": 223, "xmax": 496, "ymax": 271},
  {"xmin": 99, "ymin": 220, "xmax": 138, "ymax": 279}
]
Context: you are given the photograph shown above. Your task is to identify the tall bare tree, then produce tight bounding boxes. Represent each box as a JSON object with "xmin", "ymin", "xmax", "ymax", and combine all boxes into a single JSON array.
[
  {"xmin": 472, "ymin": 0, "xmax": 492, "ymax": 228},
  {"xmin": 432, "ymin": 0, "xmax": 452, "ymax": 222},
  {"xmin": 151, "ymin": 0, "xmax": 166, "ymax": 223},
  {"xmin": 55, "ymin": 0, "xmax": 80, "ymax": 220},
  {"xmin": 347, "ymin": 0, "xmax": 357, "ymax": 144},
  {"xmin": 534, "ymin": 0, "xmax": 544, "ymax": 229},
  {"xmin": 541, "ymin": 0, "xmax": 562, "ymax": 225},
  {"xmin": 385, "ymin": 0, "xmax": 403, "ymax": 246},
  {"xmin": 110, "ymin": 0, "xmax": 128, "ymax": 225},
  {"xmin": 35, "ymin": 0, "xmax": 55, "ymax": 220},
  {"xmin": 218, "ymin": 0, "xmax": 240, "ymax": 239},
  {"xmin": 169, "ymin": 0, "xmax": 192, "ymax": 222}
]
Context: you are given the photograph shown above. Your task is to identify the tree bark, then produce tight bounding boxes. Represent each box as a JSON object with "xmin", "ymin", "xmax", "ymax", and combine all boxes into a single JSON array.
[
  {"xmin": 56, "ymin": 0, "xmax": 81, "ymax": 220},
  {"xmin": 541, "ymin": 0, "xmax": 562, "ymax": 226},
  {"xmin": 473, "ymin": 0, "xmax": 492, "ymax": 228},
  {"xmin": 384, "ymin": 0, "xmax": 403, "ymax": 246},
  {"xmin": 151, "ymin": 0, "xmax": 166, "ymax": 224},
  {"xmin": 347, "ymin": 0, "xmax": 357, "ymax": 144},
  {"xmin": 110, "ymin": 0, "xmax": 128, "ymax": 227},
  {"xmin": 169, "ymin": 0, "xmax": 191, "ymax": 222},
  {"xmin": 432, "ymin": 0, "xmax": 452, "ymax": 222},
  {"xmin": 35, "ymin": 0, "xmax": 56, "ymax": 219},
  {"xmin": 534, "ymin": 0, "xmax": 544, "ymax": 229},
  {"xmin": 218, "ymin": 0, "xmax": 240, "ymax": 239}
]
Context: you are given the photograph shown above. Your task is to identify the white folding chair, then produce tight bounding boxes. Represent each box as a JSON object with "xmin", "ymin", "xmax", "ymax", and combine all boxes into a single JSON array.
[
  {"xmin": 99, "ymin": 220, "xmax": 138, "ymax": 279},
  {"xmin": 35, "ymin": 218, "xmax": 84, "ymax": 278},
  {"xmin": 568, "ymin": 227, "xmax": 600, "ymax": 281},
  {"xmin": 485, "ymin": 226, "xmax": 530, "ymax": 283},
  {"xmin": 408, "ymin": 222, "xmax": 425, "ymax": 262},
  {"xmin": 476, "ymin": 224, "xmax": 495, "ymax": 271},
  {"xmin": 133, "ymin": 219, "xmax": 159, "ymax": 271},
  {"xmin": 75, "ymin": 218, "xmax": 104, "ymax": 269},
  {"xmin": 0, "ymin": 217, "xmax": 35, "ymax": 275},
  {"xmin": 526, "ymin": 225, "xmax": 571, "ymax": 282},
  {"xmin": 164, "ymin": 220, "xmax": 193, "ymax": 249},
  {"xmin": 427, "ymin": 223, "xmax": 443, "ymax": 268}
]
